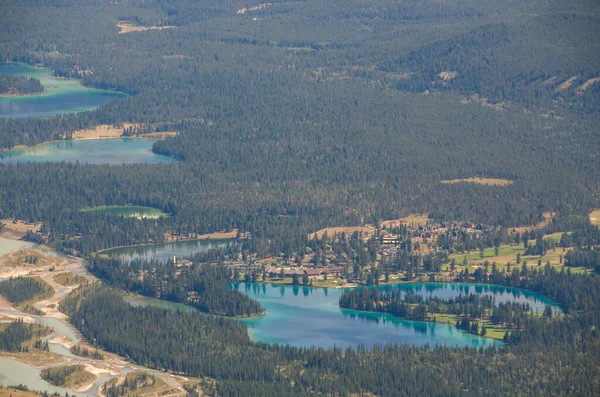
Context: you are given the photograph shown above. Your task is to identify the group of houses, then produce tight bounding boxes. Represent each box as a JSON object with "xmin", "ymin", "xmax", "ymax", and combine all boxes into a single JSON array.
[{"xmin": 264, "ymin": 265, "xmax": 345, "ymax": 280}]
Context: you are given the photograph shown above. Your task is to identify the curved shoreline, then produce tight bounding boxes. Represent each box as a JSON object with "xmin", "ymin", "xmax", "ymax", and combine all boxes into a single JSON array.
[
  {"xmin": 0, "ymin": 136, "xmax": 169, "ymax": 154},
  {"xmin": 0, "ymin": 88, "xmax": 47, "ymax": 98},
  {"xmin": 93, "ymin": 235, "xmax": 237, "ymax": 256}
]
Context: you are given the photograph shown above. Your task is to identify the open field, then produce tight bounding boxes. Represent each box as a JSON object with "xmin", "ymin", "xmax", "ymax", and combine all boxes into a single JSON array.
[
  {"xmin": 163, "ymin": 229, "xmax": 240, "ymax": 243},
  {"xmin": 70, "ymin": 124, "xmax": 131, "ymax": 140},
  {"xmin": 69, "ymin": 123, "xmax": 178, "ymax": 141},
  {"xmin": 117, "ymin": 22, "xmax": 175, "ymax": 34},
  {"xmin": 447, "ymin": 241, "xmax": 588, "ymax": 274},
  {"xmin": 0, "ymin": 250, "xmax": 58, "ymax": 278},
  {"xmin": 309, "ymin": 226, "xmax": 376, "ymax": 240},
  {"xmin": 590, "ymin": 209, "xmax": 600, "ymax": 226},
  {"xmin": 577, "ymin": 77, "xmax": 600, "ymax": 93},
  {"xmin": 440, "ymin": 177, "xmax": 513, "ymax": 186},
  {"xmin": 65, "ymin": 367, "xmax": 96, "ymax": 390},
  {"xmin": 433, "ymin": 313, "xmax": 507, "ymax": 341},
  {"xmin": 381, "ymin": 213, "xmax": 429, "ymax": 228},
  {"xmin": 53, "ymin": 272, "xmax": 88, "ymax": 286},
  {"xmin": 104, "ymin": 371, "xmax": 181, "ymax": 397},
  {"xmin": 0, "ymin": 219, "xmax": 42, "ymax": 240},
  {"xmin": 556, "ymin": 76, "xmax": 578, "ymax": 91}
]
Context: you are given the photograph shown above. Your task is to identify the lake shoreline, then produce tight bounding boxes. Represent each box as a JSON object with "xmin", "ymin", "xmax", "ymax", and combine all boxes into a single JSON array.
[
  {"xmin": 93, "ymin": 234, "xmax": 237, "ymax": 256},
  {"xmin": 0, "ymin": 136, "xmax": 165, "ymax": 153},
  {"xmin": 0, "ymin": 61, "xmax": 126, "ymax": 119},
  {"xmin": 0, "ymin": 138, "xmax": 177, "ymax": 165},
  {"xmin": 0, "ymin": 88, "xmax": 47, "ymax": 99}
]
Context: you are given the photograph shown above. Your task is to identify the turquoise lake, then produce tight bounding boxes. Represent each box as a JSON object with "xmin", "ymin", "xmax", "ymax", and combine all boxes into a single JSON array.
[
  {"xmin": 0, "ymin": 138, "xmax": 175, "ymax": 165},
  {"xmin": 233, "ymin": 282, "xmax": 559, "ymax": 349},
  {"xmin": 0, "ymin": 62, "xmax": 125, "ymax": 118},
  {"xmin": 102, "ymin": 239, "xmax": 234, "ymax": 262}
]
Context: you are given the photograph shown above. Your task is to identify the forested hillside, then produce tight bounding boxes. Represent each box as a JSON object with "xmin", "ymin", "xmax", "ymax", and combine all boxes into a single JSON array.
[
  {"xmin": 0, "ymin": 0, "xmax": 598, "ymax": 255},
  {"xmin": 0, "ymin": 1, "xmax": 598, "ymax": 395}
]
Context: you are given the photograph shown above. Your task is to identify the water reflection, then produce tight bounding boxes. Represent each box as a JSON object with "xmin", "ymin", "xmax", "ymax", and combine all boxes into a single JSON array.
[
  {"xmin": 236, "ymin": 282, "xmax": 559, "ymax": 349},
  {"xmin": 101, "ymin": 239, "xmax": 233, "ymax": 262}
]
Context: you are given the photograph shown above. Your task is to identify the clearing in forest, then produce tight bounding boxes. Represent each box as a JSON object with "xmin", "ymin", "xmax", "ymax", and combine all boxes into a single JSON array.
[
  {"xmin": 556, "ymin": 76, "xmax": 578, "ymax": 91},
  {"xmin": 69, "ymin": 123, "xmax": 177, "ymax": 141},
  {"xmin": 117, "ymin": 22, "xmax": 175, "ymax": 34},
  {"xmin": 104, "ymin": 371, "xmax": 177, "ymax": 397},
  {"xmin": 441, "ymin": 177, "xmax": 513, "ymax": 186},
  {"xmin": 576, "ymin": 77, "xmax": 600, "ymax": 93},
  {"xmin": 309, "ymin": 226, "xmax": 376, "ymax": 240},
  {"xmin": 53, "ymin": 272, "xmax": 88, "ymax": 287},
  {"xmin": 590, "ymin": 209, "xmax": 600, "ymax": 226},
  {"xmin": 0, "ymin": 219, "xmax": 42, "ymax": 240},
  {"xmin": 381, "ymin": 213, "xmax": 430, "ymax": 228}
]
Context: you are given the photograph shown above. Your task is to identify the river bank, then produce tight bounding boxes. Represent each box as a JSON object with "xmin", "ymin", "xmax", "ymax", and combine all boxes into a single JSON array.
[{"xmin": 0, "ymin": 239, "xmax": 196, "ymax": 396}]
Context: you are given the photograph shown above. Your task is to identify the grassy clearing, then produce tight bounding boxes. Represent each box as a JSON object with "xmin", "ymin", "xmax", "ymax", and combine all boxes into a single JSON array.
[
  {"xmin": 447, "ymin": 242, "xmax": 587, "ymax": 274},
  {"xmin": 311, "ymin": 278, "xmax": 347, "ymax": 288},
  {"xmin": 427, "ymin": 313, "xmax": 507, "ymax": 341},
  {"xmin": 104, "ymin": 371, "xmax": 172, "ymax": 397},
  {"xmin": 116, "ymin": 22, "xmax": 175, "ymax": 34},
  {"xmin": 590, "ymin": 209, "xmax": 600, "ymax": 226},
  {"xmin": 53, "ymin": 272, "xmax": 88, "ymax": 286},
  {"xmin": 0, "ymin": 218, "xmax": 42, "ymax": 240},
  {"xmin": 381, "ymin": 213, "xmax": 429, "ymax": 228},
  {"xmin": 0, "ymin": 250, "xmax": 52, "ymax": 270},
  {"xmin": 441, "ymin": 177, "xmax": 513, "ymax": 186}
]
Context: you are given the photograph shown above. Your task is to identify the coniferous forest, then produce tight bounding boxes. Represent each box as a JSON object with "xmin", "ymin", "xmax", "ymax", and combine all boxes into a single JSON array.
[
  {"xmin": 0, "ymin": 0, "xmax": 599, "ymax": 257},
  {"xmin": 60, "ymin": 266, "xmax": 600, "ymax": 396},
  {"xmin": 0, "ymin": 75, "xmax": 43, "ymax": 95},
  {"xmin": 1, "ymin": 0, "xmax": 600, "ymax": 395}
]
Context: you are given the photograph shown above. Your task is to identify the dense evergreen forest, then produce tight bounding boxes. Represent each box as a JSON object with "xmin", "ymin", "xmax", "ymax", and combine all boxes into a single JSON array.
[
  {"xmin": 0, "ymin": 0, "xmax": 598, "ymax": 257},
  {"xmin": 88, "ymin": 256, "xmax": 264, "ymax": 317},
  {"xmin": 1, "ymin": 1, "xmax": 599, "ymax": 395},
  {"xmin": 0, "ymin": 320, "xmax": 42, "ymax": 352},
  {"xmin": 0, "ymin": 75, "xmax": 43, "ymax": 95},
  {"xmin": 60, "ymin": 266, "xmax": 600, "ymax": 396},
  {"xmin": 0, "ymin": 276, "xmax": 53, "ymax": 306}
]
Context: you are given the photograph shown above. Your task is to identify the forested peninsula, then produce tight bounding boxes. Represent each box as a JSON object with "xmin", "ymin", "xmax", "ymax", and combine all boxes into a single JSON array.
[{"xmin": 0, "ymin": 75, "xmax": 43, "ymax": 96}]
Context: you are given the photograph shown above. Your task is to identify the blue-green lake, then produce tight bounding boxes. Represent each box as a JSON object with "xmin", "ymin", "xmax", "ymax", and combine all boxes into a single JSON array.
[
  {"xmin": 0, "ymin": 139, "xmax": 175, "ymax": 164},
  {"xmin": 101, "ymin": 238, "xmax": 234, "ymax": 262},
  {"xmin": 233, "ymin": 282, "xmax": 559, "ymax": 349},
  {"xmin": 0, "ymin": 62, "xmax": 125, "ymax": 118}
]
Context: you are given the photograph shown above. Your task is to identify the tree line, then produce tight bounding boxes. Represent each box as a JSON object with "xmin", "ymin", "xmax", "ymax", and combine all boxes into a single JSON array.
[{"xmin": 58, "ymin": 263, "xmax": 600, "ymax": 396}]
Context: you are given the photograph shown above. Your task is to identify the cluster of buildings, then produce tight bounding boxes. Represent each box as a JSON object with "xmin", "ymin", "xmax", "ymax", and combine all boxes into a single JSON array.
[{"xmin": 263, "ymin": 265, "xmax": 345, "ymax": 280}]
